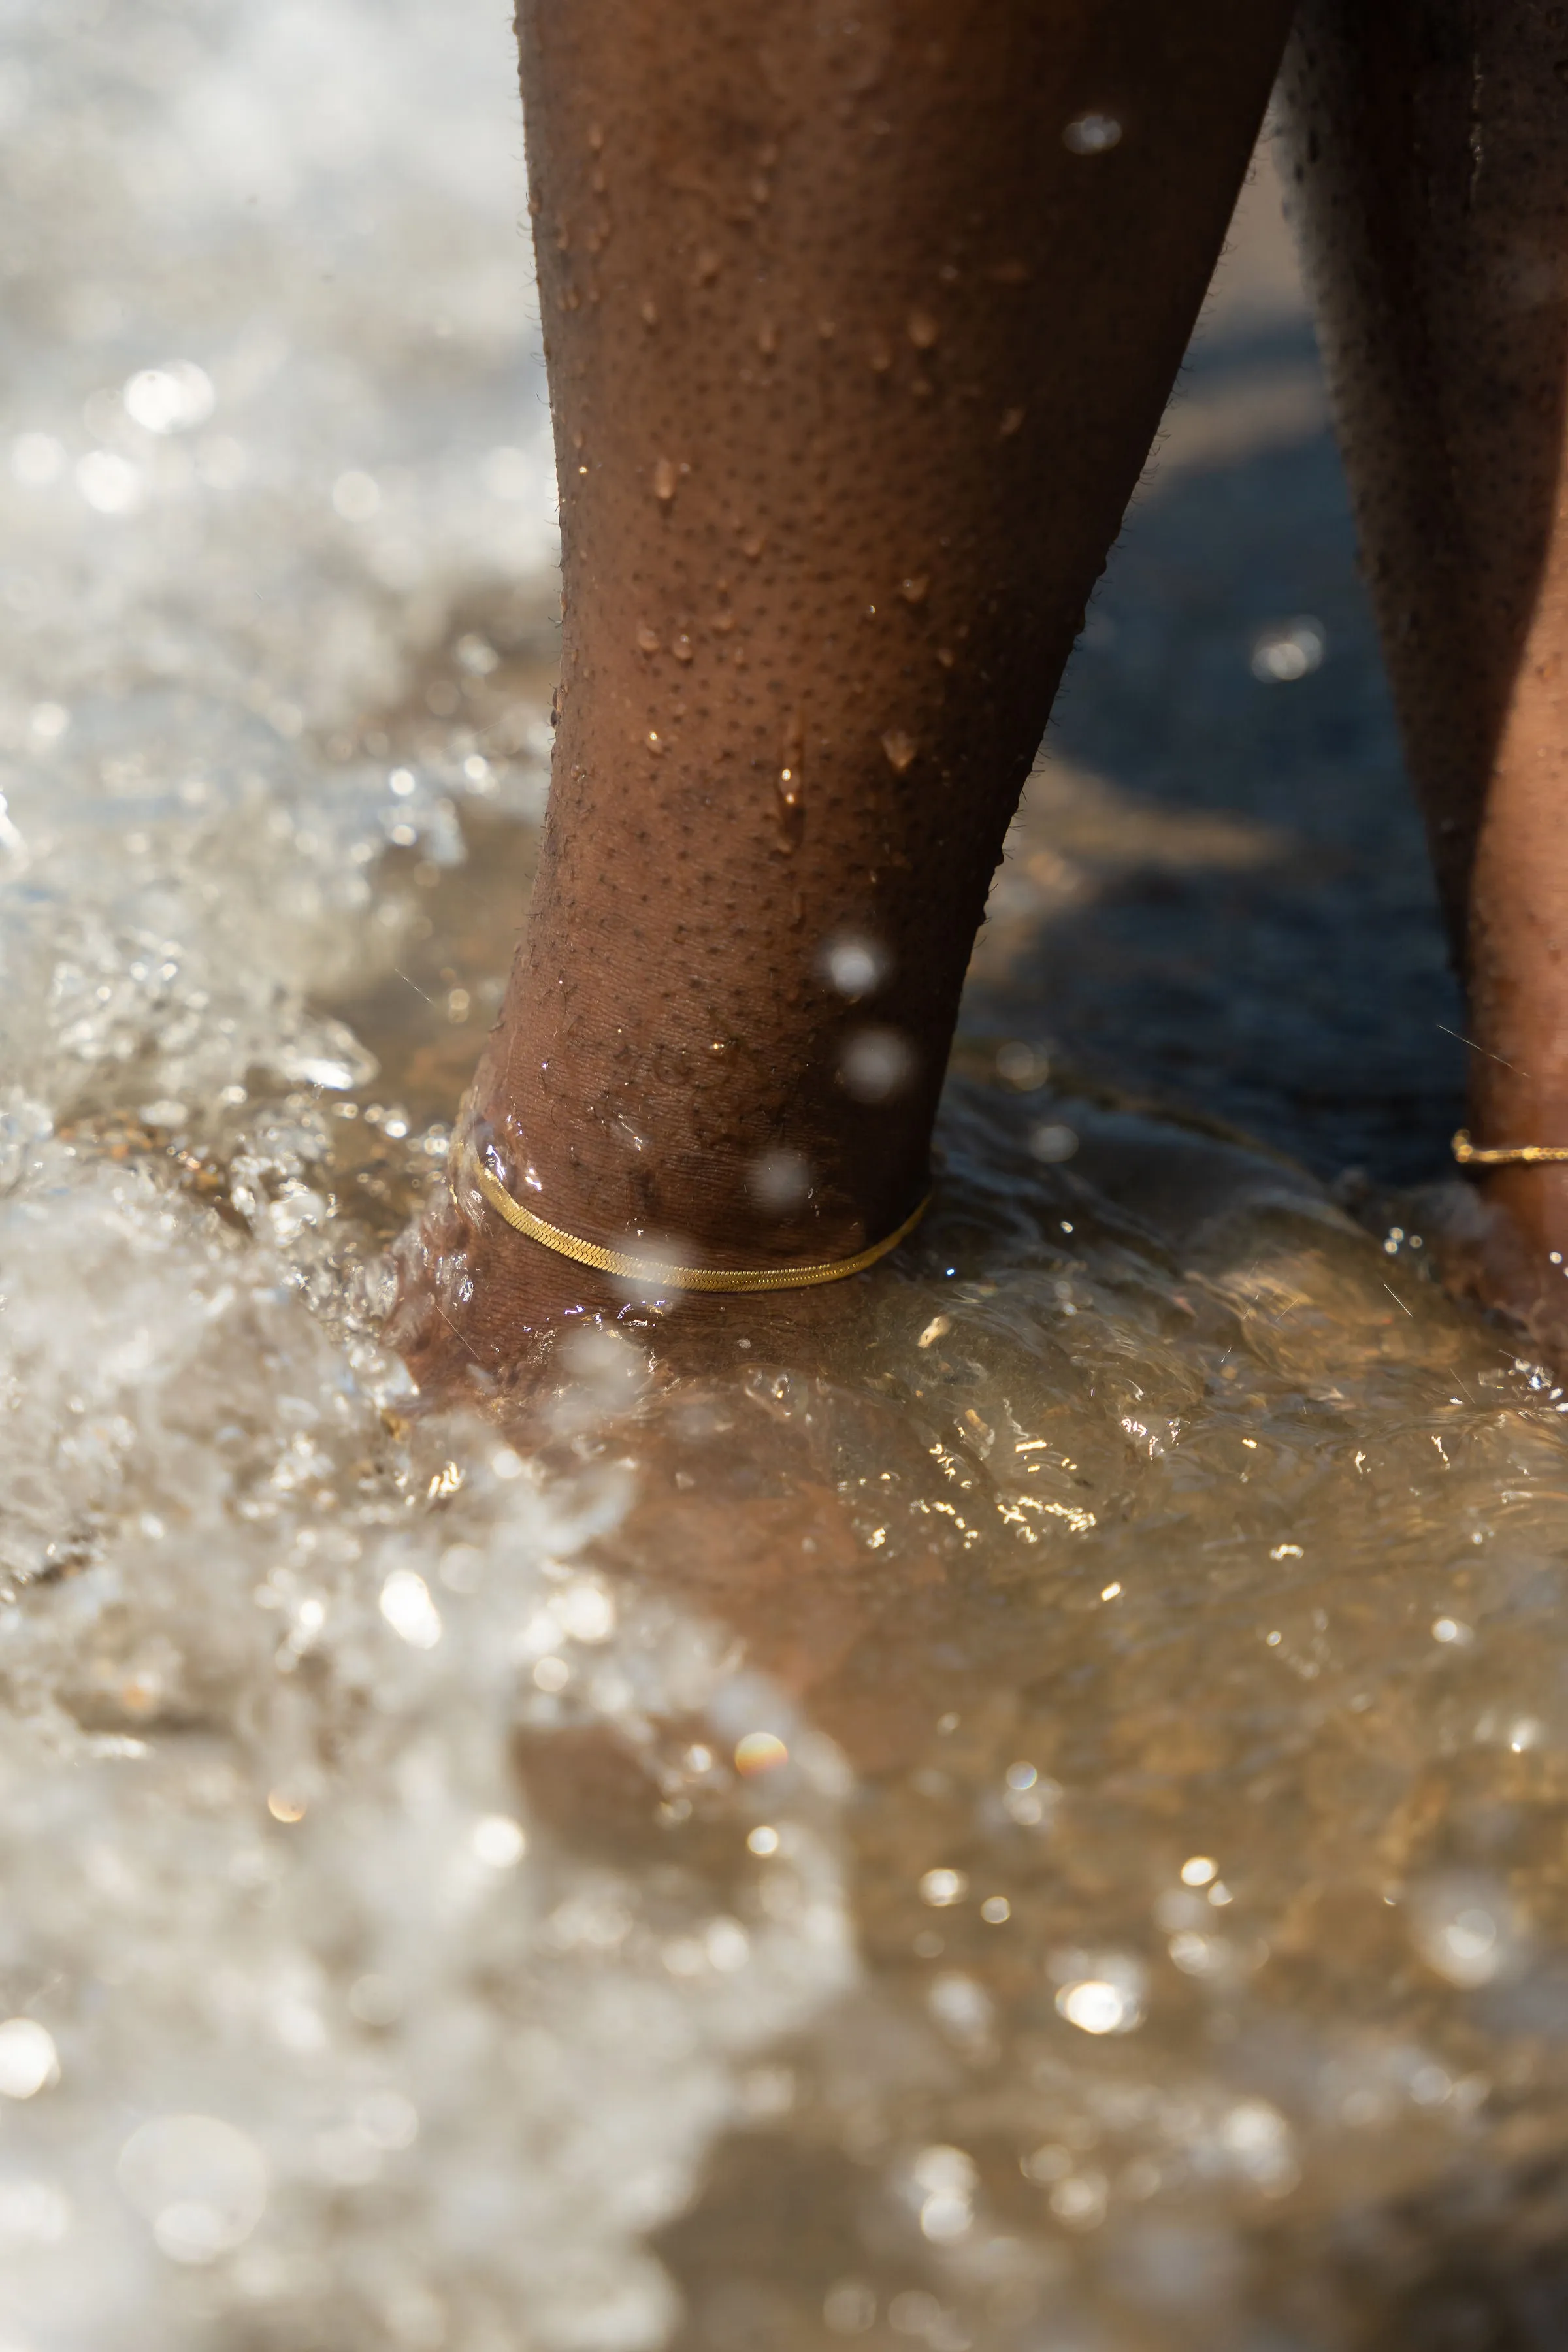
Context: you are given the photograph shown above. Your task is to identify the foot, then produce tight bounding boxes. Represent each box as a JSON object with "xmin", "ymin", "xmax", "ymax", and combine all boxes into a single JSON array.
[
  {"xmin": 1435, "ymin": 1163, "xmax": 1568, "ymax": 1364},
  {"xmin": 385, "ymin": 1086, "xmax": 898, "ymax": 1414}
]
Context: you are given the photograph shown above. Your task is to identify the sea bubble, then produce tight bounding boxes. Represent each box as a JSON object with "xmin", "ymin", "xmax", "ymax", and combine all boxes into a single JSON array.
[
  {"xmin": 116, "ymin": 2115, "xmax": 268, "ymax": 2264},
  {"xmin": 483, "ymin": 444, "xmax": 537, "ymax": 500},
  {"xmin": 996, "ymin": 1041, "xmax": 1050, "ymax": 1090},
  {"xmin": 911, "ymin": 2144, "xmax": 976, "ymax": 2243},
  {"xmin": 1250, "ymin": 617, "xmax": 1325, "ymax": 683},
  {"xmin": 1409, "ymin": 1872, "xmax": 1523, "ymax": 1988},
  {"xmin": 123, "ymin": 361, "xmax": 215, "ymax": 434},
  {"xmin": 1051, "ymin": 1950, "xmax": 1147, "ymax": 2035},
  {"xmin": 0, "ymin": 2020, "xmax": 59, "ymax": 2100},
  {"xmin": 380, "ymin": 1569, "xmax": 442, "ymax": 1650},
  {"xmin": 76, "ymin": 450, "xmax": 145, "ymax": 514},
  {"xmin": 331, "ymin": 469, "xmax": 382, "ymax": 521},
  {"xmin": 1029, "ymin": 1121, "xmax": 1079, "ymax": 1164},
  {"xmin": 470, "ymin": 1814, "xmax": 527, "ymax": 1868},
  {"xmin": 10, "ymin": 431, "xmax": 65, "ymax": 487}
]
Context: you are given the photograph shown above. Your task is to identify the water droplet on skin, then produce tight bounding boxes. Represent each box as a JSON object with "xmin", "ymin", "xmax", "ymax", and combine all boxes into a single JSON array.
[
  {"xmin": 640, "ymin": 299, "xmax": 658, "ymax": 329},
  {"xmin": 999, "ymin": 407, "xmax": 1024, "ymax": 438},
  {"xmin": 652, "ymin": 456, "xmax": 678, "ymax": 502},
  {"xmin": 750, "ymin": 1149, "xmax": 813, "ymax": 1213},
  {"xmin": 587, "ymin": 122, "xmax": 604, "ymax": 151},
  {"xmin": 1064, "ymin": 112, "xmax": 1123, "ymax": 155},
  {"xmin": 756, "ymin": 319, "xmax": 777, "ymax": 356},
  {"xmin": 868, "ymin": 335, "xmax": 893, "ymax": 372},
  {"xmin": 936, "ymin": 647, "xmax": 955, "ymax": 668},
  {"xmin": 881, "ymin": 729, "xmax": 917, "ymax": 775},
  {"xmin": 672, "ymin": 632, "xmax": 694, "ymax": 662},
  {"xmin": 742, "ymin": 533, "xmax": 766, "ymax": 561},
  {"xmin": 840, "ymin": 1027, "xmax": 917, "ymax": 1103},
  {"xmin": 776, "ymin": 711, "xmax": 805, "ymax": 841},
  {"xmin": 907, "ymin": 308, "xmax": 939, "ymax": 350},
  {"xmin": 817, "ymin": 316, "xmax": 836, "ymax": 340},
  {"xmin": 820, "ymin": 931, "xmax": 890, "ymax": 999},
  {"xmin": 636, "ymin": 625, "xmax": 660, "ymax": 655},
  {"xmin": 899, "ymin": 574, "xmax": 930, "ymax": 605},
  {"xmin": 694, "ymin": 247, "xmax": 721, "ymax": 286}
]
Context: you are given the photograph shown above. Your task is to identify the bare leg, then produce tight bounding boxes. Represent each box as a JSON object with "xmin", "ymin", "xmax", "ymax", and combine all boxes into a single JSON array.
[
  {"xmin": 1279, "ymin": 7, "xmax": 1568, "ymax": 1346},
  {"xmin": 395, "ymin": 0, "xmax": 1294, "ymax": 1392}
]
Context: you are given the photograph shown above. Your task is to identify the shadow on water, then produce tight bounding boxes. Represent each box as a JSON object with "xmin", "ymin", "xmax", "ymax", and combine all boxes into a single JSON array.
[{"xmin": 961, "ymin": 310, "xmax": 1466, "ymax": 1189}]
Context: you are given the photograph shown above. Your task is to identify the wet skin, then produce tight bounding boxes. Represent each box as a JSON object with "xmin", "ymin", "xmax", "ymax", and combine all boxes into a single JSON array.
[
  {"xmin": 393, "ymin": 0, "xmax": 1568, "ymax": 1394},
  {"xmin": 1281, "ymin": 3, "xmax": 1568, "ymax": 1354}
]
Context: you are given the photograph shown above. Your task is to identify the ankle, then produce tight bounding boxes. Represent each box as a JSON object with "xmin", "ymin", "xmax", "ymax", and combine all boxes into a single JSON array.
[{"xmin": 466, "ymin": 901, "xmax": 939, "ymax": 1275}]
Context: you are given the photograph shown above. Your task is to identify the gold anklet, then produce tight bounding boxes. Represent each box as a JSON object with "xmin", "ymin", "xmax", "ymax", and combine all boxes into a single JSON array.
[
  {"xmin": 1452, "ymin": 1128, "xmax": 1568, "ymax": 1168},
  {"xmin": 468, "ymin": 1158, "xmax": 929, "ymax": 1292}
]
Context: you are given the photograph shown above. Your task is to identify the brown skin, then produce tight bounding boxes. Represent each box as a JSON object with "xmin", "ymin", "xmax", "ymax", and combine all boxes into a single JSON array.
[
  {"xmin": 393, "ymin": 0, "xmax": 1295, "ymax": 1394},
  {"xmin": 1278, "ymin": 5, "xmax": 1568, "ymax": 1350},
  {"xmin": 395, "ymin": 0, "xmax": 1568, "ymax": 1394}
]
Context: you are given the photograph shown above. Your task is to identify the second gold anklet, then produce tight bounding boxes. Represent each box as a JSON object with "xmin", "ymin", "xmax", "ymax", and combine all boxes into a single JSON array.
[{"xmin": 1452, "ymin": 1128, "xmax": 1568, "ymax": 1168}]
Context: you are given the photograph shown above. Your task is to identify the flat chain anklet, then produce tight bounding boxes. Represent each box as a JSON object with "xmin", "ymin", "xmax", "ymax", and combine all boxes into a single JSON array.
[
  {"xmin": 468, "ymin": 1158, "xmax": 929, "ymax": 1292},
  {"xmin": 1452, "ymin": 1128, "xmax": 1568, "ymax": 1168}
]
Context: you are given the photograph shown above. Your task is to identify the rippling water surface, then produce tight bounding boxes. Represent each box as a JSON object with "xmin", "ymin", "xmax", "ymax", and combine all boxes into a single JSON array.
[{"xmin": 5, "ymin": 6, "xmax": 1568, "ymax": 2348}]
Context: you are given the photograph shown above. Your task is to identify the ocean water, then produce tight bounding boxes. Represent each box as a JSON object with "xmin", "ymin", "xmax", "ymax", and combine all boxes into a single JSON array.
[{"xmin": 4, "ymin": 5, "xmax": 1568, "ymax": 2349}]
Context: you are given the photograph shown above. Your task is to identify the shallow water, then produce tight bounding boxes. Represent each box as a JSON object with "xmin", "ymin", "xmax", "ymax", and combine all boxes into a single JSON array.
[{"xmin": 5, "ymin": 6, "xmax": 1568, "ymax": 2349}]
